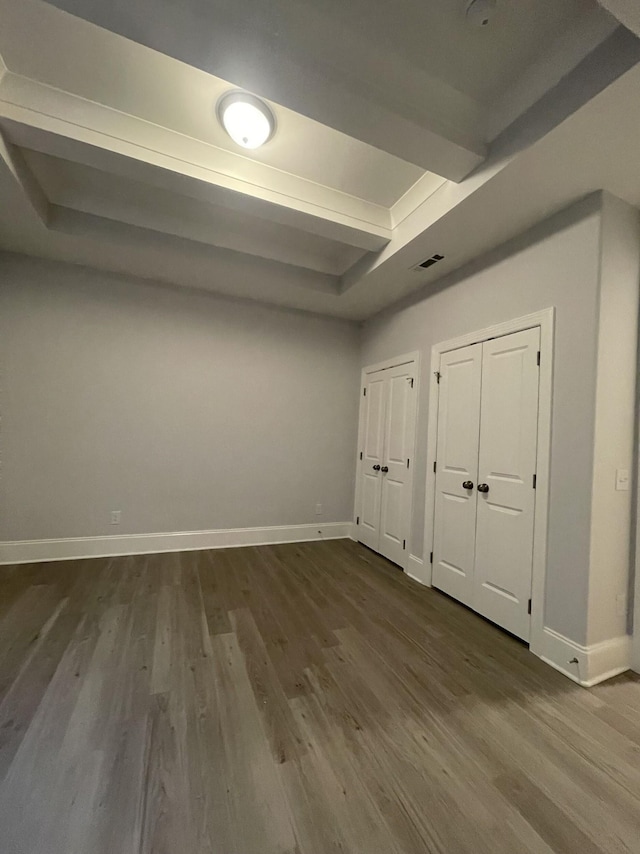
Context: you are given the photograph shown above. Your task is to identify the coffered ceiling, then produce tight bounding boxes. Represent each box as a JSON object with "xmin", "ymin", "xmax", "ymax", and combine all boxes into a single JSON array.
[{"xmin": 0, "ymin": 0, "xmax": 639, "ymax": 318}]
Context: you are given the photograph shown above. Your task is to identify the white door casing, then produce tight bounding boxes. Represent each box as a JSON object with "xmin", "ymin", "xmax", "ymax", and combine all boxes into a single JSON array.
[
  {"xmin": 474, "ymin": 327, "xmax": 541, "ymax": 641},
  {"xmin": 432, "ymin": 343, "xmax": 482, "ymax": 607}
]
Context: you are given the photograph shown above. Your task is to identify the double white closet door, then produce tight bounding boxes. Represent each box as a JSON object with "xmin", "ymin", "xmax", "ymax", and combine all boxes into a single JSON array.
[
  {"xmin": 433, "ymin": 327, "xmax": 540, "ymax": 641},
  {"xmin": 358, "ymin": 363, "xmax": 417, "ymax": 567}
]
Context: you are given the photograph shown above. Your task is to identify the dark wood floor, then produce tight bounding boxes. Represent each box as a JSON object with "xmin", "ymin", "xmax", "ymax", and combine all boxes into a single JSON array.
[{"xmin": 0, "ymin": 539, "xmax": 639, "ymax": 853}]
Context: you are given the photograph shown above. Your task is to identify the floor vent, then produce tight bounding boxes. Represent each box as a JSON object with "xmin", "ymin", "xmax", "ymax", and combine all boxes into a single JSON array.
[{"xmin": 412, "ymin": 253, "xmax": 444, "ymax": 271}]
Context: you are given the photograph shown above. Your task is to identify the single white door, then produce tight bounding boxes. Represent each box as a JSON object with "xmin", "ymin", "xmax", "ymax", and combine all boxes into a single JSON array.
[
  {"xmin": 358, "ymin": 372, "xmax": 387, "ymax": 552},
  {"xmin": 378, "ymin": 365, "xmax": 418, "ymax": 566},
  {"xmin": 432, "ymin": 344, "xmax": 483, "ymax": 606},
  {"xmin": 473, "ymin": 328, "xmax": 540, "ymax": 641}
]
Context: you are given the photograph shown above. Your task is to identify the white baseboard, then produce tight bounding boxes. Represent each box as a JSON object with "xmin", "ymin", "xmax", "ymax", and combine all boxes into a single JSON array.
[
  {"xmin": 406, "ymin": 554, "xmax": 431, "ymax": 586},
  {"xmin": 0, "ymin": 522, "xmax": 352, "ymax": 565},
  {"xmin": 537, "ymin": 626, "xmax": 631, "ymax": 687}
]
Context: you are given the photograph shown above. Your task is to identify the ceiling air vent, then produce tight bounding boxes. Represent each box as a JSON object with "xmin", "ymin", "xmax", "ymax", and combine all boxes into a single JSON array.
[{"xmin": 412, "ymin": 253, "xmax": 444, "ymax": 272}]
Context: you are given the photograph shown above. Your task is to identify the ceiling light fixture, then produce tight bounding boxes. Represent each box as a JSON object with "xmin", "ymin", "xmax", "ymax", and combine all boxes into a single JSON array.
[{"xmin": 217, "ymin": 91, "xmax": 275, "ymax": 149}]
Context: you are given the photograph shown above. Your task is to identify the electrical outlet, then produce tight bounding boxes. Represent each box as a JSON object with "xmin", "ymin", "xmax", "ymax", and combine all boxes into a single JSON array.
[
  {"xmin": 110, "ymin": 510, "xmax": 121, "ymax": 525},
  {"xmin": 315, "ymin": 503, "xmax": 323, "ymax": 516},
  {"xmin": 616, "ymin": 593, "xmax": 627, "ymax": 617}
]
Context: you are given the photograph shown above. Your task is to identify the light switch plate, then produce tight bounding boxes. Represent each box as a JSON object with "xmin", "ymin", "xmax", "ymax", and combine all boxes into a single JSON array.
[{"xmin": 615, "ymin": 469, "xmax": 630, "ymax": 491}]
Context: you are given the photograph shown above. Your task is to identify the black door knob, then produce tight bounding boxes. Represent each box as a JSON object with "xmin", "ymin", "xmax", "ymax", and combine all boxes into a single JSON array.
[
  {"xmin": 372, "ymin": 464, "xmax": 381, "ymax": 471},
  {"xmin": 381, "ymin": 466, "xmax": 389, "ymax": 473},
  {"xmin": 462, "ymin": 481, "xmax": 474, "ymax": 490},
  {"xmin": 477, "ymin": 483, "xmax": 490, "ymax": 493}
]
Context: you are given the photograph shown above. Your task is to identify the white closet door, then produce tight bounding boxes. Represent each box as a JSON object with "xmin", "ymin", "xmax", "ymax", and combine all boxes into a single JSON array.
[
  {"xmin": 473, "ymin": 328, "xmax": 540, "ymax": 641},
  {"xmin": 358, "ymin": 373, "xmax": 387, "ymax": 552},
  {"xmin": 378, "ymin": 365, "xmax": 417, "ymax": 566},
  {"xmin": 432, "ymin": 344, "xmax": 482, "ymax": 606}
]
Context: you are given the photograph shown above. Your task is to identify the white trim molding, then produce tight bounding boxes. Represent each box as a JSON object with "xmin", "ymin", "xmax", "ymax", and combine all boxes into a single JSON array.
[
  {"xmin": 0, "ymin": 522, "xmax": 352, "ymax": 565},
  {"xmin": 423, "ymin": 308, "xmax": 555, "ymax": 667},
  {"xmin": 362, "ymin": 351, "xmax": 420, "ymax": 376},
  {"xmin": 539, "ymin": 627, "xmax": 631, "ymax": 687},
  {"xmin": 633, "ymin": 376, "xmax": 640, "ymax": 676},
  {"xmin": 406, "ymin": 554, "xmax": 427, "ymax": 585}
]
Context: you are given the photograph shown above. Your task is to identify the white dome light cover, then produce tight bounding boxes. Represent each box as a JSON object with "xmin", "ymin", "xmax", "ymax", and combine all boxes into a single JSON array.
[{"xmin": 217, "ymin": 91, "xmax": 276, "ymax": 149}]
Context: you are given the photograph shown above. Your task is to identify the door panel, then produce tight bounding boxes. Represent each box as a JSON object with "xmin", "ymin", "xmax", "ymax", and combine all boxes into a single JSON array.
[
  {"xmin": 358, "ymin": 375, "xmax": 386, "ymax": 551},
  {"xmin": 474, "ymin": 328, "xmax": 540, "ymax": 641},
  {"xmin": 380, "ymin": 478, "xmax": 403, "ymax": 548},
  {"xmin": 432, "ymin": 344, "xmax": 482, "ymax": 606},
  {"xmin": 379, "ymin": 366, "xmax": 417, "ymax": 566},
  {"xmin": 360, "ymin": 472, "xmax": 381, "ymax": 540}
]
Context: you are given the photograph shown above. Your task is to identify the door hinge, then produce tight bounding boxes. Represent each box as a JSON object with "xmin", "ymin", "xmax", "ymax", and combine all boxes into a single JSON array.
[
  {"xmin": 528, "ymin": 598, "xmax": 532, "ymax": 615},
  {"xmin": 433, "ymin": 461, "xmax": 437, "ymax": 473},
  {"xmin": 363, "ymin": 387, "xmax": 367, "ymax": 396},
  {"xmin": 537, "ymin": 351, "xmax": 541, "ymax": 367},
  {"xmin": 434, "ymin": 371, "xmax": 441, "ymax": 384},
  {"xmin": 533, "ymin": 474, "xmax": 537, "ymax": 489},
  {"xmin": 430, "ymin": 551, "xmax": 433, "ymax": 564},
  {"xmin": 407, "ymin": 458, "xmax": 410, "ymax": 468},
  {"xmin": 403, "ymin": 540, "xmax": 406, "ymax": 550},
  {"xmin": 359, "ymin": 451, "xmax": 363, "ymax": 460},
  {"xmin": 356, "ymin": 516, "xmax": 360, "ymax": 525}
]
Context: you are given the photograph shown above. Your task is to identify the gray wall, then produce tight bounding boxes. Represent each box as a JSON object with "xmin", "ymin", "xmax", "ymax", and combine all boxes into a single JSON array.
[
  {"xmin": 0, "ymin": 253, "xmax": 360, "ymax": 540},
  {"xmin": 361, "ymin": 197, "xmax": 603, "ymax": 644},
  {"xmin": 589, "ymin": 193, "xmax": 640, "ymax": 645}
]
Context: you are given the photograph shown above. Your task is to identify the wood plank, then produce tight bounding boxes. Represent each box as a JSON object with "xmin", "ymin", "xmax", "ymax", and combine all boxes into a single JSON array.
[
  {"xmin": 208, "ymin": 631, "xmax": 299, "ymax": 854},
  {"xmin": 0, "ymin": 602, "xmax": 79, "ymax": 781},
  {"xmin": 230, "ymin": 608, "xmax": 306, "ymax": 764}
]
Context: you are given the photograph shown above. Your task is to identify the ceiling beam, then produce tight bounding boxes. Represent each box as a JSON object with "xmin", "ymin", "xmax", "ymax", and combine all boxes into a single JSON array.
[
  {"xmin": 0, "ymin": 128, "xmax": 50, "ymax": 226},
  {"xmin": 597, "ymin": 1, "xmax": 640, "ymax": 37},
  {"xmin": 486, "ymin": 7, "xmax": 618, "ymax": 140},
  {"xmin": 48, "ymin": 205, "xmax": 343, "ymax": 299},
  {"xmin": 26, "ymin": 155, "xmax": 363, "ymax": 276},
  {"xmin": 0, "ymin": 94, "xmax": 391, "ymax": 253}
]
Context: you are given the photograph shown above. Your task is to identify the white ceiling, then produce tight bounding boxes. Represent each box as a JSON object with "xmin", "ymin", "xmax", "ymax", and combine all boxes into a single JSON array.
[
  {"xmin": 45, "ymin": 0, "xmax": 601, "ymax": 105},
  {"xmin": 0, "ymin": 0, "xmax": 639, "ymax": 319}
]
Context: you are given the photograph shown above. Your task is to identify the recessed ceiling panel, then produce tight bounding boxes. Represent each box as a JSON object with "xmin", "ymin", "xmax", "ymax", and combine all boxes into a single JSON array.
[
  {"xmin": 43, "ymin": 0, "xmax": 611, "ymax": 107},
  {"xmin": 22, "ymin": 149, "xmax": 368, "ymax": 276}
]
